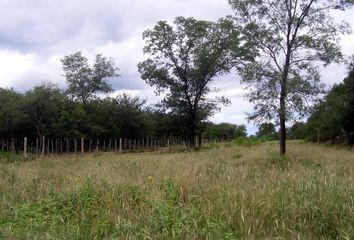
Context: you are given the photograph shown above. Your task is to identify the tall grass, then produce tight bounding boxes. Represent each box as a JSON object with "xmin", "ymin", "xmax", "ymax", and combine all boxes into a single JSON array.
[{"xmin": 0, "ymin": 141, "xmax": 353, "ymax": 239}]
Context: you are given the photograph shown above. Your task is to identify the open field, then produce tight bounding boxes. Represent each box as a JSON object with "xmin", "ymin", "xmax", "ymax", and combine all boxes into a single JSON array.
[{"xmin": 0, "ymin": 141, "xmax": 353, "ymax": 239}]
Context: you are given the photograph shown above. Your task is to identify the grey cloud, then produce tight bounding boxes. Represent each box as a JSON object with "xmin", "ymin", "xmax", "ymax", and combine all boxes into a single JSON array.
[
  {"xmin": 111, "ymin": 74, "xmax": 146, "ymax": 91},
  {"xmin": 0, "ymin": 0, "xmax": 353, "ymax": 130},
  {"xmin": 0, "ymin": 0, "xmax": 126, "ymax": 55},
  {"xmin": 0, "ymin": 0, "xmax": 232, "ymax": 55}
]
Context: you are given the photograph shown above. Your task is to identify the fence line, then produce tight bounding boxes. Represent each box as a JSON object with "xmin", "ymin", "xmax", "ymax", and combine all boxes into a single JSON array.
[{"xmin": 0, "ymin": 137, "xmax": 228, "ymax": 157}]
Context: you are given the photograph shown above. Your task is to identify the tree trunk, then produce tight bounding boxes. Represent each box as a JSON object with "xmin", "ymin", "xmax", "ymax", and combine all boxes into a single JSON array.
[
  {"xmin": 189, "ymin": 133, "xmax": 195, "ymax": 149},
  {"xmin": 10, "ymin": 138, "xmax": 16, "ymax": 153},
  {"xmin": 279, "ymin": 96, "xmax": 286, "ymax": 156},
  {"xmin": 316, "ymin": 128, "xmax": 320, "ymax": 143},
  {"xmin": 198, "ymin": 134, "xmax": 202, "ymax": 149}
]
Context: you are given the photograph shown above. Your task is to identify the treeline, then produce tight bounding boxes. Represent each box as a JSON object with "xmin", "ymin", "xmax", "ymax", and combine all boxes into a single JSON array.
[
  {"xmin": 288, "ymin": 60, "xmax": 353, "ymax": 144},
  {"xmin": 304, "ymin": 60, "xmax": 354, "ymax": 144},
  {"xmin": 1, "ymin": 64, "xmax": 353, "ymax": 145},
  {"xmin": 0, "ymin": 83, "xmax": 247, "ymax": 141}
]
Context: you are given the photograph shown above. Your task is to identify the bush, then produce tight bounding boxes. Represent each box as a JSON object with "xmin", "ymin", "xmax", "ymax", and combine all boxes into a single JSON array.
[{"xmin": 233, "ymin": 137, "xmax": 266, "ymax": 147}]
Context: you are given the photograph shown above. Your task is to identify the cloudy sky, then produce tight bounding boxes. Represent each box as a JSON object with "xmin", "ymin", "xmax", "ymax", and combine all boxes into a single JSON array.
[{"xmin": 1, "ymin": 0, "xmax": 354, "ymax": 134}]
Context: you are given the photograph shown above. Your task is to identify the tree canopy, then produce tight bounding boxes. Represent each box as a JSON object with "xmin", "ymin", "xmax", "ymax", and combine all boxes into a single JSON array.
[
  {"xmin": 61, "ymin": 52, "xmax": 118, "ymax": 106},
  {"xmin": 228, "ymin": 0, "xmax": 353, "ymax": 154},
  {"xmin": 138, "ymin": 16, "xmax": 253, "ymax": 147}
]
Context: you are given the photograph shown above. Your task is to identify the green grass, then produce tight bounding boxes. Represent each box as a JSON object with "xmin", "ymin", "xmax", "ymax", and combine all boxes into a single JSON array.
[{"xmin": 0, "ymin": 141, "xmax": 353, "ymax": 239}]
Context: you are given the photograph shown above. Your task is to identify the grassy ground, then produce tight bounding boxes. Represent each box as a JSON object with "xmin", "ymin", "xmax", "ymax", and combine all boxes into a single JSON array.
[{"xmin": 0, "ymin": 141, "xmax": 353, "ymax": 239}]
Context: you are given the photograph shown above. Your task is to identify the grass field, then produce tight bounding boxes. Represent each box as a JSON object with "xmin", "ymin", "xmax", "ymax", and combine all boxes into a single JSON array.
[{"xmin": 0, "ymin": 141, "xmax": 353, "ymax": 239}]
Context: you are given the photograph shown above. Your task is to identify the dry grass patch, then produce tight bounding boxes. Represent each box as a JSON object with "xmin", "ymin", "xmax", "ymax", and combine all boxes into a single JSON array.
[{"xmin": 0, "ymin": 141, "xmax": 353, "ymax": 239}]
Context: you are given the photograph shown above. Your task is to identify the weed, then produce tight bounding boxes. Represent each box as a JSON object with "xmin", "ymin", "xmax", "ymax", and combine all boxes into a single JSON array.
[
  {"xmin": 0, "ymin": 141, "xmax": 353, "ymax": 239},
  {"xmin": 233, "ymin": 137, "xmax": 265, "ymax": 147}
]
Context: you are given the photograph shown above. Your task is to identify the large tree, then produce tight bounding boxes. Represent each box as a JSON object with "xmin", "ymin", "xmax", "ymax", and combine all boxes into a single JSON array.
[
  {"xmin": 23, "ymin": 83, "xmax": 65, "ymax": 138},
  {"xmin": 61, "ymin": 52, "xmax": 118, "ymax": 106},
  {"xmin": 228, "ymin": 0, "xmax": 352, "ymax": 155},
  {"xmin": 138, "ymin": 16, "xmax": 253, "ymax": 148}
]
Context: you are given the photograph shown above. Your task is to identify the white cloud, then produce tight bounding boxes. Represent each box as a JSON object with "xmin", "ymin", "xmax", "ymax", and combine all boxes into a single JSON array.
[
  {"xmin": 0, "ymin": 50, "xmax": 65, "ymax": 91},
  {"xmin": 0, "ymin": 50, "xmax": 36, "ymax": 89}
]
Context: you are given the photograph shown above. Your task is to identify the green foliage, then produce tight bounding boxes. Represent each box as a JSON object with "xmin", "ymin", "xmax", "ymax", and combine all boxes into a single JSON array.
[
  {"xmin": 61, "ymin": 52, "xmax": 118, "ymax": 106},
  {"xmin": 23, "ymin": 83, "xmax": 66, "ymax": 138},
  {"xmin": 138, "ymin": 16, "xmax": 253, "ymax": 147},
  {"xmin": 288, "ymin": 122, "xmax": 307, "ymax": 140},
  {"xmin": 0, "ymin": 88, "xmax": 26, "ymax": 138},
  {"xmin": 233, "ymin": 137, "xmax": 265, "ymax": 147},
  {"xmin": 0, "ymin": 151, "xmax": 29, "ymax": 163},
  {"xmin": 204, "ymin": 122, "xmax": 247, "ymax": 140},
  {"xmin": 229, "ymin": 0, "xmax": 352, "ymax": 154},
  {"xmin": 304, "ymin": 58, "xmax": 354, "ymax": 144},
  {"xmin": 0, "ymin": 83, "xmax": 196, "ymax": 140},
  {"xmin": 256, "ymin": 122, "xmax": 278, "ymax": 140}
]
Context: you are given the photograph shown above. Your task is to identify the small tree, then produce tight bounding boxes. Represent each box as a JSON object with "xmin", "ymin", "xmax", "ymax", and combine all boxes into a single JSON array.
[
  {"xmin": 229, "ymin": 0, "xmax": 353, "ymax": 155},
  {"xmin": 61, "ymin": 52, "xmax": 118, "ymax": 106},
  {"xmin": 138, "ymin": 17, "xmax": 252, "ymax": 148}
]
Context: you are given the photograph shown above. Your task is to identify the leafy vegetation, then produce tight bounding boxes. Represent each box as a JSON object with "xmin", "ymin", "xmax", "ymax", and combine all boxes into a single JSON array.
[
  {"xmin": 255, "ymin": 122, "xmax": 278, "ymax": 140},
  {"xmin": 229, "ymin": 0, "xmax": 352, "ymax": 154},
  {"xmin": 305, "ymin": 57, "xmax": 354, "ymax": 144},
  {"xmin": 203, "ymin": 122, "xmax": 247, "ymax": 140},
  {"xmin": 61, "ymin": 52, "xmax": 118, "ymax": 107},
  {"xmin": 138, "ymin": 16, "xmax": 254, "ymax": 148}
]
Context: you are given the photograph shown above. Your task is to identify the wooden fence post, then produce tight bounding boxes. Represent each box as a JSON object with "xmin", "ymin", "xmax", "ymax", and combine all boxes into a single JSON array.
[
  {"xmin": 119, "ymin": 138, "xmax": 122, "ymax": 153},
  {"xmin": 66, "ymin": 138, "xmax": 69, "ymax": 153},
  {"xmin": 109, "ymin": 139, "xmax": 112, "ymax": 151},
  {"xmin": 24, "ymin": 137, "xmax": 27, "ymax": 157},
  {"xmin": 41, "ymin": 136, "xmax": 45, "ymax": 157},
  {"xmin": 36, "ymin": 138, "xmax": 39, "ymax": 156},
  {"xmin": 51, "ymin": 139, "xmax": 54, "ymax": 154},
  {"xmin": 96, "ymin": 140, "xmax": 99, "ymax": 152},
  {"xmin": 46, "ymin": 138, "xmax": 49, "ymax": 154},
  {"xmin": 74, "ymin": 139, "xmax": 77, "ymax": 153},
  {"xmin": 81, "ymin": 138, "xmax": 84, "ymax": 155}
]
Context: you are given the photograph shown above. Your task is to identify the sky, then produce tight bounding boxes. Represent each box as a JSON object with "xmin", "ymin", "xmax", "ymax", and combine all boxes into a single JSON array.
[{"xmin": 0, "ymin": 0, "xmax": 353, "ymax": 134}]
